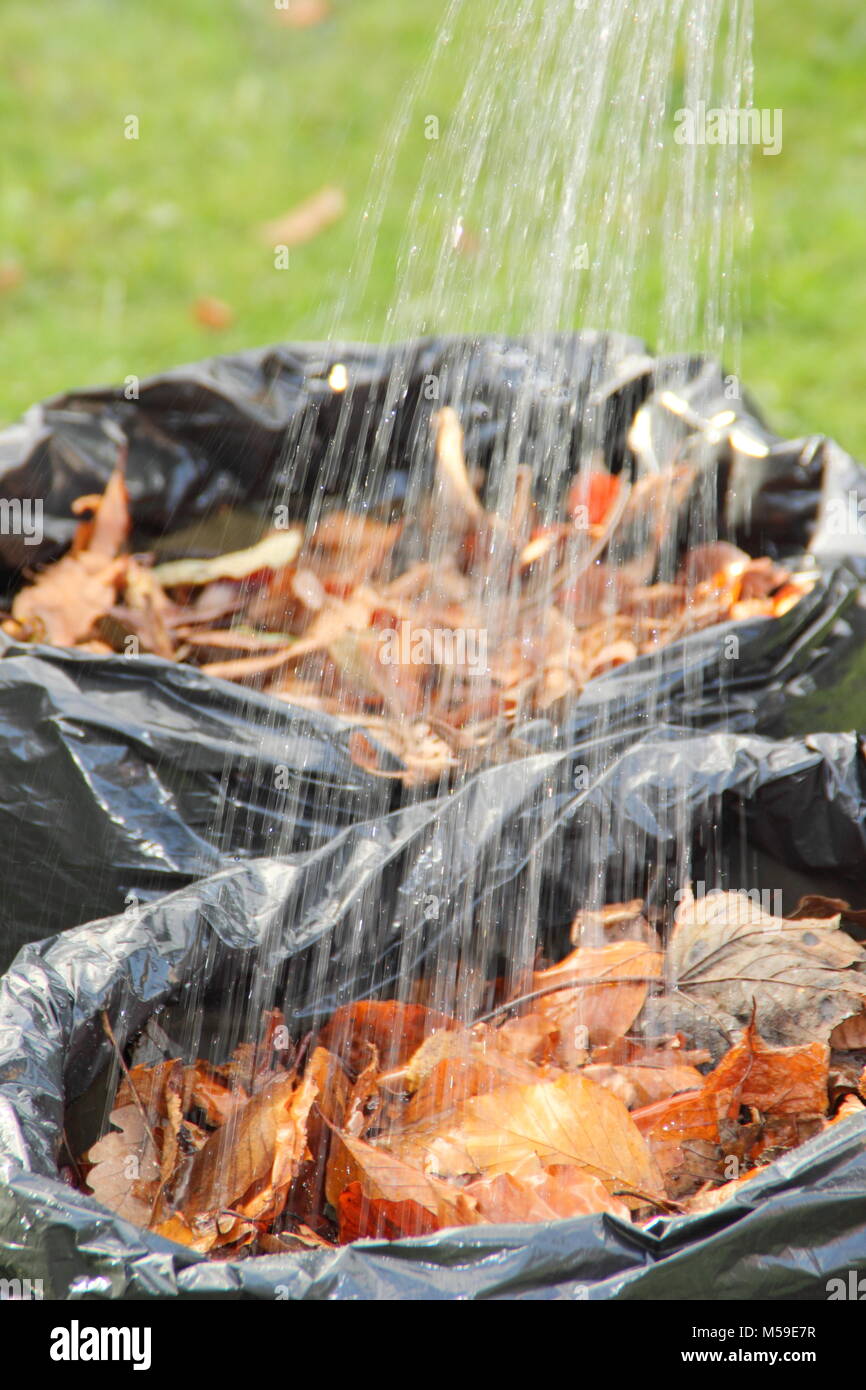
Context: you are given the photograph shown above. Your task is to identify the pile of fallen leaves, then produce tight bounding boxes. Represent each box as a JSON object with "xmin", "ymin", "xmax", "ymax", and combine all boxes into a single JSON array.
[
  {"xmin": 77, "ymin": 891, "xmax": 866, "ymax": 1255},
  {"xmin": 3, "ymin": 410, "xmax": 813, "ymax": 785}
]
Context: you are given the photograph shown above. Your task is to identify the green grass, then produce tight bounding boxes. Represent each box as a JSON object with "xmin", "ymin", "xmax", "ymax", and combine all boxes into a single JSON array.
[{"xmin": 1, "ymin": 0, "xmax": 864, "ymax": 457}]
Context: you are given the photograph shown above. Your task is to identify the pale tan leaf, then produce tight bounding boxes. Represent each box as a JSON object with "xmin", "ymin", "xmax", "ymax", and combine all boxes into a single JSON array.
[
  {"xmin": 669, "ymin": 888, "xmax": 866, "ymax": 1047},
  {"xmin": 392, "ymin": 1073, "xmax": 664, "ymax": 1201},
  {"xmin": 582, "ymin": 1062, "xmax": 706, "ymax": 1110},
  {"xmin": 465, "ymin": 1164, "xmax": 630, "ymax": 1223},
  {"xmin": 261, "ymin": 187, "xmax": 346, "ymax": 248},
  {"xmin": 153, "ymin": 528, "xmax": 303, "ymax": 589},
  {"xmin": 85, "ymin": 1105, "xmax": 160, "ymax": 1226}
]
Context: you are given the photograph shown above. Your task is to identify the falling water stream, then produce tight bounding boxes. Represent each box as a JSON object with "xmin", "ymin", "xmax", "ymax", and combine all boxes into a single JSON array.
[{"xmin": 118, "ymin": 0, "xmax": 759, "ymax": 1152}]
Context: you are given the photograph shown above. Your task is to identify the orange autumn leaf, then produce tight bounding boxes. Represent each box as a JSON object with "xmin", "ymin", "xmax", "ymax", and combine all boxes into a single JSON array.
[
  {"xmin": 582, "ymin": 1062, "xmax": 706, "ymax": 1110},
  {"xmin": 404, "ymin": 1054, "xmax": 543, "ymax": 1127},
  {"xmin": 828, "ymin": 1093, "xmax": 866, "ymax": 1125},
  {"xmin": 177, "ymin": 1068, "xmax": 317, "ymax": 1250},
  {"xmin": 337, "ymin": 1182, "xmax": 443, "ymax": 1242},
  {"xmin": 391, "ymin": 1073, "xmax": 664, "ymax": 1205},
  {"xmin": 275, "ymin": 0, "xmax": 331, "ymax": 27},
  {"xmin": 327, "ymin": 1133, "xmax": 474, "ymax": 1236},
  {"xmin": 317, "ymin": 1000, "xmax": 456, "ymax": 1074},
  {"xmin": 390, "ymin": 1023, "xmax": 548, "ymax": 1095},
  {"xmin": 455, "ymin": 1074, "xmax": 664, "ymax": 1197},
  {"xmin": 192, "ymin": 296, "xmax": 234, "ymax": 330},
  {"xmin": 71, "ymin": 462, "xmax": 130, "ymax": 559},
  {"xmin": 13, "ymin": 458, "xmax": 130, "ymax": 647},
  {"xmin": 533, "ymin": 940, "xmax": 663, "ymax": 1047},
  {"xmin": 685, "ymin": 1166, "xmax": 765, "ymax": 1214},
  {"xmin": 566, "ymin": 470, "xmax": 621, "ymax": 527},
  {"xmin": 464, "ymin": 1163, "xmax": 630, "ymax": 1224},
  {"xmin": 187, "ymin": 1065, "xmax": 246, "ymax": 1128},
  {"xmin": 633, "ymin": 1024, "xmax": 829, "ymax": 1180}
]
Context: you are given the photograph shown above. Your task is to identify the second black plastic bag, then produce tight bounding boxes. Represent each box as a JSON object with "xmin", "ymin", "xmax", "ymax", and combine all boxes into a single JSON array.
[
  {"xmin": 2, "ymin": 335, "xmax": 866, "ymax": 957},
  {"xmin": 1, "ymin": 724, "xmax": 866, "ymax": 1299}
]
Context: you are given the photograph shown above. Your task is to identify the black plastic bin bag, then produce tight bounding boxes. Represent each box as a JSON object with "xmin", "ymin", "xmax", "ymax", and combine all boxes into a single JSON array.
[
  {"xmin": 2, "ymin": 726, "xmax": 866, "ymax": 1299},
  {"xmin": 1, "ymin": 336, "xmax": 866, "ymax": 955}
]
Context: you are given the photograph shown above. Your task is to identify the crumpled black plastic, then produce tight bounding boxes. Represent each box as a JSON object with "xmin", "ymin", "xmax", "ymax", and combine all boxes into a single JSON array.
[
  {"xmin": 1, "ymin": 333, "xmax": 863, "ymax": 575},
  {"xmin": 0, "ymin": 634, "xmax": 396, "ymax": 969},
  {"xmin": 0, "ymin": 557, "xmax": 861, "ymax": 965},
  {"xmin": 1, "ymin": 335, "xmax": 866, "ymax": 957},
  {"xmin": 1, "ymin": 726, "xmax": 866, "ymax": 1300}
]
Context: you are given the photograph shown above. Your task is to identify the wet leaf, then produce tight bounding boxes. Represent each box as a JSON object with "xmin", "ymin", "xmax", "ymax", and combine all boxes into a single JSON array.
[
  {"xmin": 669, "ymin": 888, "xmax": 866, "ymax": 1048},
  {"xmin": 582, "ymin": 1062, "xmax": 706, "ymax": 1110},
  {"xmin": 393, "ymin": 1072, "xmax": 664, "ymax": 1203},
  {"xmin": 684, "ymin": 1166, "xmax": 764, "ymax": 1214},
  {"xmin": 85, "ymin": 1106, "xmax": 160, "ymax": 1226},
  {"xmin": 327, "ymin": 1133, "xmax": 473, "ymax": 1236},
  {"xmin": 633, "ymin": 1023, "xmax": 829, "ymax": 1188},
  {"xmin": 178, "ymin": 1069, "xmax": 317, "ymax": 1249},
  {"xmin": 465, "ymin": 1163, "xmax": 630, "ymax": 1223},
  {"xmin": 317, "ymin": 1000, "xmax": 456, "ymax": 1075},
  {"xmin": 336, "ymin": 1182, "xmax": 444, "ymax": 1242},
  {"xmin": 534, "ymin": 940, "xmax": 663, "ymax": 1047},
  {"xmin": 432, "ymin": 407, "xmax": 486, "ymax": 526},
  {"xmin": 153, "ymin": 529, "xmax": 303, "ymax": 588}
]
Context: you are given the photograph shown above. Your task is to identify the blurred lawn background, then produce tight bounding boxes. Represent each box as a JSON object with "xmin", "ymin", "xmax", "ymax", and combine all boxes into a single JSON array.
[{"xmin": 1, "ymin": 0, "xmax": 864, "ymax": 454}]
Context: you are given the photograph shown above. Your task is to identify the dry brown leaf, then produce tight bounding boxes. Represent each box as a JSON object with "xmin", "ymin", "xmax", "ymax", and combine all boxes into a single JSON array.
[
  {"xmin": 261, "ymin": 187, "xmax": 346, "ymax": 248},
  {"xmin": 12, "ymin": 553, "xmax": 127, "ymax": 647},
  {"xmin": 104, "ymin": 558, "xmax": 177, "ymax": 659},
  {"xmin": 192, "ymin": 297, "xmax": 234, "ymax": 330},
  {"xmin": 789, "ymin": 894, "xmax": 866, "ymax": 928},
  {"xmin": 12, "ymin": 460, "xmax": 130, "ymax": 646},
  {"xmin": 201, "ymin": 591, "xmax": 373, "ymax": 683},
  {"xmin": 829, "ymin": 1012, "xmax": 866, "ymax": 1049},
  {"xmin": 72, "ymin": 463, "xmax": 130, "ymax": 559}
]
